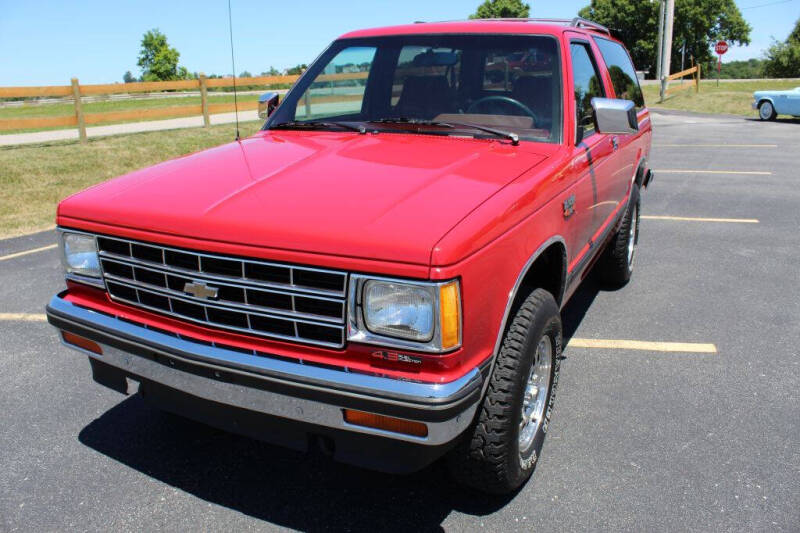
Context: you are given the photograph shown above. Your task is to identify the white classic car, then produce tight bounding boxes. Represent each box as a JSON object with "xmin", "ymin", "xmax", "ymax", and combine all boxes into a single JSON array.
[{"xmin": 753, "ymin": 87, "xmax": 800, "ymax": 120}]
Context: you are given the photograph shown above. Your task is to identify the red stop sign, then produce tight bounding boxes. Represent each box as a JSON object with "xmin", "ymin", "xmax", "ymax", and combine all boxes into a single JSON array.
[{"xmin": 715, "ymin": 41, "xmax": 729, "ymax": 55}]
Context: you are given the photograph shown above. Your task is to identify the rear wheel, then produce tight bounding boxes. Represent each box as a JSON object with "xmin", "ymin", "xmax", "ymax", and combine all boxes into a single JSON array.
[
  {"xmin": 597, "ymin": 186, "xmax": 640, "ymax": 287},
  {"xmin": 758, "ymin": 101, "xmax": 776, "ymax": 121},
  {"xmin": 447, "ymin": 288, "xmax": 562, "ymax": 494}
]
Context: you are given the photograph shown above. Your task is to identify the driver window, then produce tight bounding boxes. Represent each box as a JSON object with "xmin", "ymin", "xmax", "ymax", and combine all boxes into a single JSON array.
[{"xmin": 570, "ymin": 42, "xmax": 605, "ymax": 141}]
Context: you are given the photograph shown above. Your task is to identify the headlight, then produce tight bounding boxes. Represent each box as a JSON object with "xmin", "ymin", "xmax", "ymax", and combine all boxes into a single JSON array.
[
  {"xmin": 364, "ymin": 280, "xmax": 435, "ymax": 341},
  {"xmin": 348, "ymin": 276, "xmax": 461, "ymax": 353},
  {"xmin": 61, "ymin": 232, "xmax": 101, "ymax": 278}
]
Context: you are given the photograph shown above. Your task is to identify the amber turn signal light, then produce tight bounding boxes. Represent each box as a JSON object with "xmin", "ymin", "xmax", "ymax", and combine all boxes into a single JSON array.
[
  {"xmin": 439, "ymin": 281, "xmax": 461, "ymax": 350},
  {"xmin": 61, "ymin": 331, "xmax": 102, "ymax": 354},
  {"xmin": 343, "ymin": 409, "xmax": 428, "ymax": 438}
]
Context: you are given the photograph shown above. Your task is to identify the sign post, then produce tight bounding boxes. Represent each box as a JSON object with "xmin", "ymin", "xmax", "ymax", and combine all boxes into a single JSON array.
[{"xmin": 715, "ymin": 40, "xmax": 728, "ymax": 87}]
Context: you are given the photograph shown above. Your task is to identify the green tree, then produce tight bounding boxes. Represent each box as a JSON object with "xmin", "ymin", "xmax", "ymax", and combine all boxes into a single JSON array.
[
  {"xmin": 719, "ymin": 58, "xmax": 765, "ymax": 79},
  {"xmin": 469, "ymin": 0, "xmax": 529, "ymax": 19},
  {"xmin": 285, "ymin": 64, "xmax": 308, "ymax": 75},
  {"xmin": 122, "ymin": 71, "xmax": 136, "ymax": 83},
  {"xmin": 763, "ymin": 18, "xmax": 800, "ymax": 78},
  {"xmin": 578, "ymin": 0, "xmax": 751, "ymax": 77},
  {"xmin": 239, "ymin": 70, "xmax": 252, "ymax": 78},
  {"xmin": 790, "ymin": 17, "xmax": 800, "ymax": 42},
  {"xmin": 137, "ymin": 29, "xmax": 187, "ymax": 81}
]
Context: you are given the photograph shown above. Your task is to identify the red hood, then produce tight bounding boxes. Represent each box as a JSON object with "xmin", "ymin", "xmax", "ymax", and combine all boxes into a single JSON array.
[{"xmin": 58, "ymin": 130, "xmax": 548, "ymax": 266}]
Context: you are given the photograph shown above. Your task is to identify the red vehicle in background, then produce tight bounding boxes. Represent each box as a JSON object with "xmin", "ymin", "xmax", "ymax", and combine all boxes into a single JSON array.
[{"xmin": 47, "ymin": 17, "xmax": 652, "ymax": 494}]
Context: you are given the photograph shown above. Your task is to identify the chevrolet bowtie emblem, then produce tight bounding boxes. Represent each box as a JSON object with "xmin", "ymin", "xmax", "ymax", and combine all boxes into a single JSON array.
[{"xmin": 183, "ymin": 281, "xmax": 219, "ymax": 300}]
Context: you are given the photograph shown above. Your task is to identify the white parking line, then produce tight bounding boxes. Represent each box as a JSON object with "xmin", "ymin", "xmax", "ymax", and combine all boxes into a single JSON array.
[
  {"xmin": 642, "ymin": 215, "xmax": 759, "ymax": 223},
  {"xmin": 0, "ymin": 313, "xmax": 47, "ymax": 322},
  {"xmin": 568, "ymin": 338, "xmax": 717, "ymax": 353},
  {"xmin": 0, "ymin": 244, "xmax": 57, "ymax": 262},
  {"xmin": 656, "ymin": 169, "xmax": 771, "ymax": 175}
]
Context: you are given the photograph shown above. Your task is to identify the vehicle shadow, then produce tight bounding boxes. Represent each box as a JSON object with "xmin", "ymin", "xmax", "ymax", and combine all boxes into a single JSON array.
[
  {"xmin": 561, "ymin": 274, "xmax": 604, "ymax": 344},
  {"xmin": 744, "ymin": 117, "xmax": 800, "ymax": 125},
  {"xmin": 78, "ymin": 279, "xmax": 603, "ymax": 529},
  {"xmin": 78, "ymin": 394, "xmax": 514, "ymax": 531}
]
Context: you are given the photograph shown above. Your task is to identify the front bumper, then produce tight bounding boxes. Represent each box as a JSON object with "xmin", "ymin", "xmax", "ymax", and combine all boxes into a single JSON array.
[{"xmin": 46, "ymin": 293, "xmax": 484, "ymax": 451}]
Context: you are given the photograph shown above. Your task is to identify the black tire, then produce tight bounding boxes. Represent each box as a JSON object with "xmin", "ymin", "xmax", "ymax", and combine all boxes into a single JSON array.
[
  {"xmin": 447, "ymin": 288, "xmax": 562, "ymax": 494},
  {"xmin": 758, "ymin": 100, "xmax": 777, "ymax": 121},
  {"xmin": 597, "ymin": 186, "xmax": 640, "ymax": 287}
]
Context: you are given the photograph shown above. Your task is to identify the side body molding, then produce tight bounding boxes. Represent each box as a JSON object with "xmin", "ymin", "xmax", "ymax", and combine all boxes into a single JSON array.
[{"xmin": 479, "ymin": 235, "xmax": 567, "ymax": 399}]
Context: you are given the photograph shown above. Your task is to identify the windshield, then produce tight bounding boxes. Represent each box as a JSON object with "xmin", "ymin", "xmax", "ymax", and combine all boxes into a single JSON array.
[{"xmin": 266, "ymin": 34, "xmax": 563, "ymax": 144}]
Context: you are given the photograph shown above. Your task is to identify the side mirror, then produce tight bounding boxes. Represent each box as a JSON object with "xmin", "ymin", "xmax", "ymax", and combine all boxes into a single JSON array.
[
  {"xmin": 591, "ymin": 97, "xmax": 638, "ymax": 135},
  {"xmin": 258, "ymin": 92, "xmax": 280, "ymax": 119}
]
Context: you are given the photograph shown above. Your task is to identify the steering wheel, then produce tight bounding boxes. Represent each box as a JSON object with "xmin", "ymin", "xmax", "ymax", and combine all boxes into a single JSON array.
[{"xmin": 466, "ymin": 96, "xmax": 538, "ymax": 126}]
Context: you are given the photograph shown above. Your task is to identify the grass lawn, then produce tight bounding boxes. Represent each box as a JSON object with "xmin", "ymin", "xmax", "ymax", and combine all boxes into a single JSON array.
[
  {"xmin": 643, "ymin": 79, "xmax": 800, "ymax": 116},
  {"xmin": 0, "ymin": 92, "xmax": 262, "ymax": 134},
  {"xmin": 0, "ymin": 121, "xmax": 262, "ymax": 239}
]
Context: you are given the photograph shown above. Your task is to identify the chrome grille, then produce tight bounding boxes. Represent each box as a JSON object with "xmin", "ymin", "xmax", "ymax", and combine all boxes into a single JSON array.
[{"xmin": 95, "ymin": 236, "xmax": 348, "ymax": 348}]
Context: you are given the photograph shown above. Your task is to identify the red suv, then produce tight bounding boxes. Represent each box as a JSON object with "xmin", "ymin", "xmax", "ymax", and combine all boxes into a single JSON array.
[{"xmin": 47, "ymin": 17, "xmax": 652, "ymax": 494}]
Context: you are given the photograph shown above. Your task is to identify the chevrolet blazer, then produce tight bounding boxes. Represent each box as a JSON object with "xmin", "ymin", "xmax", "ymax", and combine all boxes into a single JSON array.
[{"xmin": 47, "ymin": 17, "xmax": 652, "ymax": 494}]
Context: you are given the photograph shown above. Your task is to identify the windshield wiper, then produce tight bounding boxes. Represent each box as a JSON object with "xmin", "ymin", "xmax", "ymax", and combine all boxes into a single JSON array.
[
  {"xmin": 368, "ymin": 118, "xmax": 519, "ymax": 146},
  {"xmin": 445, "ymin": 121, "xmax": 520, "ymax": 146},
  {"xmin": 269, "ymin": 121, "xmax": 366, "ymax": 134},
  {"xmin": 369, "ymin": 117, "xmax": 455, "ymax": 128}
]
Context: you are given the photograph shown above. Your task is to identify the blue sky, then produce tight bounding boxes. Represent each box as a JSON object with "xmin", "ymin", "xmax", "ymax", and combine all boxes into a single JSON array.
[{"xmin": 1, "ymin": 0, "xmax": 798, "ymax": 86}]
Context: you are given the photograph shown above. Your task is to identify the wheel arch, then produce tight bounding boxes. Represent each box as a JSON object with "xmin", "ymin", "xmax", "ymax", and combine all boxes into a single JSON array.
[
  {"xmin": 757, "ymin": 97, "xmax": 777, "ymax": 112},
  {"xmin": 479, "ymin": 236, "xmax": 566, "ymax": 398},
  {"xmin": 634, "ymin": 155, "xmax": 648, "ymax": 189}
]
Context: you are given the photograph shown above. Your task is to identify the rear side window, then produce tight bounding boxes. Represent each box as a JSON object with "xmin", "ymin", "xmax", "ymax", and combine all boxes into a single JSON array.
[
  {"xmin": 594, "ymin": 37, "xmax": 645, "ymax": 110},
  {"xmin": 570, "ymin": 42, "xmax": 605, "ymax": 139}
]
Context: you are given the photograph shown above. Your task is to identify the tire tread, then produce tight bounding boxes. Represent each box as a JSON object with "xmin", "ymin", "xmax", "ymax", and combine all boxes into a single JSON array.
[
  {"xmin": 597, "ymin": 187, "xmax": 639, "ymax": 286},
  {"xmin": 448, "ymin": 288, "xmax": 558, "ymax": 494}
]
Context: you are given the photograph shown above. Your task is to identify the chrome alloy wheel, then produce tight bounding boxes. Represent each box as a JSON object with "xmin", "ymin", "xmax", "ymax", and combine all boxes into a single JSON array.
[
  {"xmin": 627, "ymin": 203, "xmax": 638, "ymax": 268},
  {"xmin": 519, "ymin": 335, "xmax": 553, "ymax": 453}
]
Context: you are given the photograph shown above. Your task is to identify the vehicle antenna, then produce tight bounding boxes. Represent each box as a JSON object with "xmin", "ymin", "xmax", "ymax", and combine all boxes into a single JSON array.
[{"xmin": 227, "ymin": 0, "xmax": 240, "ymax": 141}]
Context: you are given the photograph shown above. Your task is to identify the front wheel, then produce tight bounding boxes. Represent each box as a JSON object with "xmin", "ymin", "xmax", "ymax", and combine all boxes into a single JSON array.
[
  {"xmin": 758, "ymin": 101, "xmax": 776, "ymax": 121},
  {"xmin": 447, "ymin": 288, "xmax": 562, "ymax": 494}
]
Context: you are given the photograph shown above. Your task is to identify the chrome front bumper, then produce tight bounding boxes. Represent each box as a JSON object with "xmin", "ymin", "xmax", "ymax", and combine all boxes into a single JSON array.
[{"xmin": 46, "ymin": 294, "xmax": 484, "ymax": 446}]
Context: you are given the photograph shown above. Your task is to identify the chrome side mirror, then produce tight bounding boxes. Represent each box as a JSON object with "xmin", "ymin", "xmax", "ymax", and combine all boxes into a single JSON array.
[
  {"xmin": 591, "ymin": 97, "xmax": 638, "ymax": 135},
  {"xmin": 258, "ymin": 92, "xmax": 280, "ymax": 119}
]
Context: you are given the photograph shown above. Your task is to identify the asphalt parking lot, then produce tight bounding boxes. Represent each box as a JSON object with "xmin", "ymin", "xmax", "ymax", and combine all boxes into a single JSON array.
[{"xmin": 1, "ymin": 110, "xmax": 798, "ymax": 532}]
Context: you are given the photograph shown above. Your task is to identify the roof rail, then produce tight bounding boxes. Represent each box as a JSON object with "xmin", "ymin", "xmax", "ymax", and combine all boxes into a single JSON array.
[
  {"xmin": 424, "ymin": 17, "xmax": 612, "ymax": 35},
  {"xmin": 570, "ymin": 17, "xmax": 611, "ymax": 35},
  {"xmin": 464, "ymin": 18, "xmax": 574, "ymax": 25}
]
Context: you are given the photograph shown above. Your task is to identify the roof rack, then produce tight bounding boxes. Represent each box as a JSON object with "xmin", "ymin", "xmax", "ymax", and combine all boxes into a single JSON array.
[
  {"xmin": 420, "ymin": 17, "xmax": 611, "ymax": 36},
  {"xmin": 569, "ymin": 17, "xmax": 611, "ymax": 35}
]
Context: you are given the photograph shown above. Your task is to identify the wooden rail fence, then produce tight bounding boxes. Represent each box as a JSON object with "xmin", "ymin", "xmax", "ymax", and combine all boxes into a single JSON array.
[
  {"xmin": 661, "ymin": 65, "xmax": 701, "ymax": 101},
  {"xmin": 0, "ymin": 73, "xmax": 317, "ymax": 142}
]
